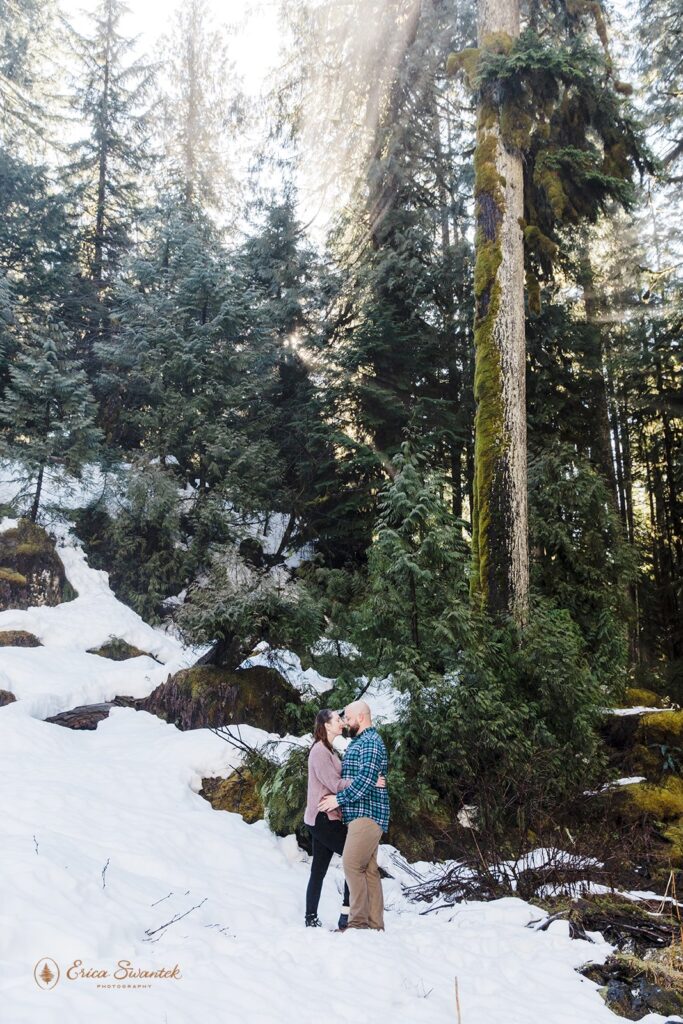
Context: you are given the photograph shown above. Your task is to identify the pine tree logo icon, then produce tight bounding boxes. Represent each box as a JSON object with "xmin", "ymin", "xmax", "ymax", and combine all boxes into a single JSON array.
[{"xmin": 33, "ymin": 957, "xmax": 60, "ymax": 989}]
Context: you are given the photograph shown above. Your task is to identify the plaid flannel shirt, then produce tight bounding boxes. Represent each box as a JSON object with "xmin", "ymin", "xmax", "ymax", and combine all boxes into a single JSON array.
[{"xmin": 336, "ymin": 726, "xmax": 390, "ymax": 832}]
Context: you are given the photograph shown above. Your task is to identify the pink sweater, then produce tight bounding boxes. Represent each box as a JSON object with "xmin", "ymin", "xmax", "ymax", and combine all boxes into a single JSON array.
[{"xmin": 304, "ymin": 741, "xmax": 351, "ymax": 826}]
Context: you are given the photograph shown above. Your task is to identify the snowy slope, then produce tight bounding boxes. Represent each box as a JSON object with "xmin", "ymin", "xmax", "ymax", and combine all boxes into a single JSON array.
[{"xmin": 0, "ymin": 521, "xmax": 672, "ymax": 1024}]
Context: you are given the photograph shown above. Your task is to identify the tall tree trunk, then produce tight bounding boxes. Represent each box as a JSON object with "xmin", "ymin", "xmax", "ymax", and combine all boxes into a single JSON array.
[
  {"xmin": 619, "ymin": 398, "xmax": 635, "ymax": 544},
  {"xmin": 93, "ymin": 55, "xmax": 109, "ymax": 295},
  {"xmin": 30, "ymin": 463, "xmax": 45, "ymax": 523},
  {"xmin": 470, "ymin": 0, "xmax": 528, "ymax": 625},
  {"xmin": 578, "ymin": 243, "xmax": 619, "ymax": 510}
]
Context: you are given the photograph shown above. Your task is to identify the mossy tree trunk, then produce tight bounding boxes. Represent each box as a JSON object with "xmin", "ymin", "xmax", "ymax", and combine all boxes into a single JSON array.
[{"xmin": 470, "ymin": 0, "xmax": 528, "ymax": 625}]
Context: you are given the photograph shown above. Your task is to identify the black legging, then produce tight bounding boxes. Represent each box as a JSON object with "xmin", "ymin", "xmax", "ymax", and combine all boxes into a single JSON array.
[{"xmin": 305, "ymin": 811, "xmax": 351, "ymax": 917}]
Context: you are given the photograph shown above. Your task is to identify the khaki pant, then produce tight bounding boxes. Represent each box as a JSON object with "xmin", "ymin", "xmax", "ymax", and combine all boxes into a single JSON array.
[{"xmin": 342, "ymin": 817, "xmax": 384, "ymax": 930}]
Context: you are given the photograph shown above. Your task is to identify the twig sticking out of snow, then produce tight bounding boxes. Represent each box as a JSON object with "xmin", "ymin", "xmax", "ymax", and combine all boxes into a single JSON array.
[
  {"xmin": 151, "ymin": 891, "xmax": 174, "ymax": 907},
  {"xmin": 144, "ymin": 897, "xmax": 208, "ymax": 942},
  {"xmin": 101, "ymin": 857, "xmax": 110, "ymax": 889}
]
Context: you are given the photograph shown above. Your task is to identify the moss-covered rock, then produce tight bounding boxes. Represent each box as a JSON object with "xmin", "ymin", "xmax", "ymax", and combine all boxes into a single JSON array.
[
  {"xmin": 199, "ymin": 772, "xmax": 264, "ymax": 823},
  {"xmin": 624, "ymin": 687, "xmax": 665, "ymax": 708},
  {"xmin": 0, "ymin": 630, "xmax": 42, "ymax": 647},
  {"xmin": 601, "ymin": 706, "xmax": 680, "ymax": 779},
  {"xmin": 0, "ymin": 689, "xmax": 17, "ymax": 707},
  {"xmin": 140, "ymin": 664, "xmax": 302, "ymax": 733},
  {"xmin": 0, "ymin": 520, "xmax": 71, "ymax": 611},
  {"xmin": 627, "ymin": 776, "xmax": 683, "ymax": 822},
  {"xmin": 638, "ymin": 710, "xmax": 683, "ymax": 748},
  {"xmin": 607, "ymin": 777, "xmax": 683, "ymax": 867},
  {"xmin": 87, "ymin": 638, "xmax": 155, "ymax": 662}
]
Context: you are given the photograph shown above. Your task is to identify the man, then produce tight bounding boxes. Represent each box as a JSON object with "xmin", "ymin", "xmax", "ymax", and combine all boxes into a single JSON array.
[{"xmin": 318, "ymin": 700, "xmax": 389, "ymax": 931}]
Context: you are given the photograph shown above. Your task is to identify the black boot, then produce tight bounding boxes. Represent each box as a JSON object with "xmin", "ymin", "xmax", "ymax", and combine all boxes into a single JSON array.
[
  {"xmin": 337, "ymin": 911, "xmax": 349, "ymax": 930},
  {"xmin": 305, "ymin": 913, "xmax": 322, "ymax": 927}
]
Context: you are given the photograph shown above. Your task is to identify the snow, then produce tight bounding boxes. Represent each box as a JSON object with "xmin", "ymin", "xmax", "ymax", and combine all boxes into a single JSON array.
[
  {"xmin": 0, "ymin": 520, "xmax": 677, "ymax": 1023},
  {"xmin": 584, "ymin": 776, "xmax": 648, "ymax": 797},
  {"xmin": 241, "ymin": 643, "xmax": 335, "ymax": 696},
  {"xmin": 0, "ymin": 520, "xmax": 195, "ymax": 717},
  {"xmin": 0, "ymin": 459, "xmax": 126, "ymax": 516},
  {"xmin": 239, "ymin": 644, "xmax": 404, "ymax": 725},
  {"xmin": 609, "ymin": 706, "xmax": 674, "ymax": 716},
  {"xmin": 1, "ymin": 698, "xmax": 642, "ymax": 1024},
  {"xmin": 610, "ymin": 775, "xmax": 648, "ymax": 787}
]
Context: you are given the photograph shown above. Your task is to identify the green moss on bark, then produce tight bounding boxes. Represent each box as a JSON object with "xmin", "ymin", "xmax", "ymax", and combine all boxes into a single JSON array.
[{"xmin": 470, "ymin": 108, "xmax": 507, "ymax": 607}]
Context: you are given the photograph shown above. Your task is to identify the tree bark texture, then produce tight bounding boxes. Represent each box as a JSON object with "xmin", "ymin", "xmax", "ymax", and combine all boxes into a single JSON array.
[{"xmin": 470, "ymin": 0, "xmax": 528, "ymax": 625}]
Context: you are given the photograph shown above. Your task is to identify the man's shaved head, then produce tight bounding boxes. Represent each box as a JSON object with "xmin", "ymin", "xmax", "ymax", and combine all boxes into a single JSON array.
[
  {"xmin": 345, "ymin": 700, "xmax": 371, "ymax": 720},
  {"xmin": 343, "ymin": 700, "xmax": 372, "ymax": 736}
]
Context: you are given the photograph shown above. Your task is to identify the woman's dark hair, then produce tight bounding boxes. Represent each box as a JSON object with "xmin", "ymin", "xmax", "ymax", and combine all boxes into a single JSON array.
[{"xmin": 313, "ymin": 709, "xmax": 335, "ymax": 752}]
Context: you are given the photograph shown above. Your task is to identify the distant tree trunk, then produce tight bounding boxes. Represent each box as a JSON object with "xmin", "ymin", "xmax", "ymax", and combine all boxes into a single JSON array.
[
  {"xmin": 30, "ymin": 463, "xmax": 45, "ymax": 523},
  {"xmin": 469, "ymin": 0, "xmax": 528, "ymax": 625},
  {"xmin": 93, "ymin": 52, "xmax": 110, "ymax": 296},
  {"xmin": 578, "ymin": 244, "xmax": 619, "ymax": 510},
  {"xmin": 431, "ymin": 83, "xmax": 463, "ymax": 519},
  {"xmin": 183, "ymin": 8, "xmax": 200, "ymax": 207}
]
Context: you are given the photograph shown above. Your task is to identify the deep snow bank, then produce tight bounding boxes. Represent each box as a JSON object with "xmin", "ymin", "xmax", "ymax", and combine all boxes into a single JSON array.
[{"xmin": 1, "ymin": 516, "xmax": 669, "ymax": 1024}]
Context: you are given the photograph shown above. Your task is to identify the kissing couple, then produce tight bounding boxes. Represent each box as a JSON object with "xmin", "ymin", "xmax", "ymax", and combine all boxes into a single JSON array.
[{"xmin": 303, "ymin": 700, "xmax": 390, "ymax": 931}]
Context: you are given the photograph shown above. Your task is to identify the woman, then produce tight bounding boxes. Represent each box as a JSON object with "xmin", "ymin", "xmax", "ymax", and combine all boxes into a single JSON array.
[{"xmin": 304, "ymin": 708, "xmax": 385, "ymax": 928}]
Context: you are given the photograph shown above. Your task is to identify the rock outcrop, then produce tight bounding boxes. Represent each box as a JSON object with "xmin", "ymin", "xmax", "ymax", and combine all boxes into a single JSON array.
[
  {"xmin": 139, "ymin": 664, "xmax": 302, "ymax": 733},
  {"xmin": 44, "ymin": 696, "xmax": 139, "ymax": 730},
  {"xmin": 87, "ymin": 639, "xmax": 157, "ymax": 661},
  {"xmin": 199, "ymin": 772, "xmax": 264, "ymax": 823},
  {"xmin": 0, "ymin": 520, "xmax": 71, "ymax": 611},
  {"xmin": 0, "ymin": 630, "xmax": 42, "ymax": 647}
]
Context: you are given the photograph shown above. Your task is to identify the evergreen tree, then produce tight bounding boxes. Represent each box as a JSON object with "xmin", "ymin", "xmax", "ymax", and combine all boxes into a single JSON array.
[
  {"xmin": 296, "ymin": 0, "xmax": 476, "ymax": 558},
  {"xmin": 528, "ymin": 442, "xmax": 634, "ymax": 688},
  {"xmin": 101, "ymin": 201, "xmax": 249, "ymax": 483},
  {"xmin": 237, "ymin": 193, "xmax": 338, "ymax": 554},
  {"xmin": 350, "ymin": 443, "xmax": 470, "ymax": 689},
  {"xmin": 64, "ymin": 0, "xmax": 155, "ymax": 369},
  {"xmin": 0, "ymin": 0, "xmax": 59, "ymax": 147},
  {"xmin": 158, "ymin": 0, "xmax": 243, "ymax": 217},
  {"xmin": 637, "ymin": 0, "xmax": 683, "ymax": 173},
  {"xmin": 450, "ymin": 0, "xmax": 648, "ymax": 623},
  {"xmin": 0, "ymin": 147, "xmax": 77, "ymax": 317},
  {"xmin": 0, "ymin": 324, "xmax": 102, "ymax": 519}
]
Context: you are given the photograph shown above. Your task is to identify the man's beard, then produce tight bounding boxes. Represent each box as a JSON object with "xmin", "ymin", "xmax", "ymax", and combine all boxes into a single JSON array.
[{"xmin": 347, "ymin": 724, "xmax": 359, "ymax": 737}]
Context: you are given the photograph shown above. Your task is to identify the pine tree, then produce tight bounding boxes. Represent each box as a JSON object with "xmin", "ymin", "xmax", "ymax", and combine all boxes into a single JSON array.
[
  {"xmin": 296, "ymin": 0, "xmax": 476, "ymax": 557},
  {"xmin": 158, "ymin": 0, "xmax": 243, "ymax": 216},
  {"xmin": 101, "ymin": 199, "xmax": 253, "ymax": 486},
  {"xmin": 449, "ymin": 0, "xmax": 649, "ymax": 624},
  {"xmin": 237, "ymin": 193, "xmax": 338, "ymax": 552},
  {"xmin": 0, "ymin": 147, "xmax": 78, "ymax": 315},
  {"xmin": 637, "ymin": 0, "xmax": 683, "ymax": 173},
  {"xmin": 64, "ymin": 0, "xmax": 155, "ymax": 368},
  {"xmin": 0, "ymin": 0, "xmax": 59, "ymax": 147},
  {"xmin": 351, "ymin": 442, "xmax": 470, "ymax": 689},
  {"xmin": 0, "ymin": 325, "xmax": 102, "ymax": 519}
]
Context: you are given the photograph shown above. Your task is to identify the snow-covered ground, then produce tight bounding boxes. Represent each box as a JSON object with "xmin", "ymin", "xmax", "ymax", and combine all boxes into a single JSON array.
[{"xmin": 1, "ymin": 518, "xmax": 676, "ymax": 1023}]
